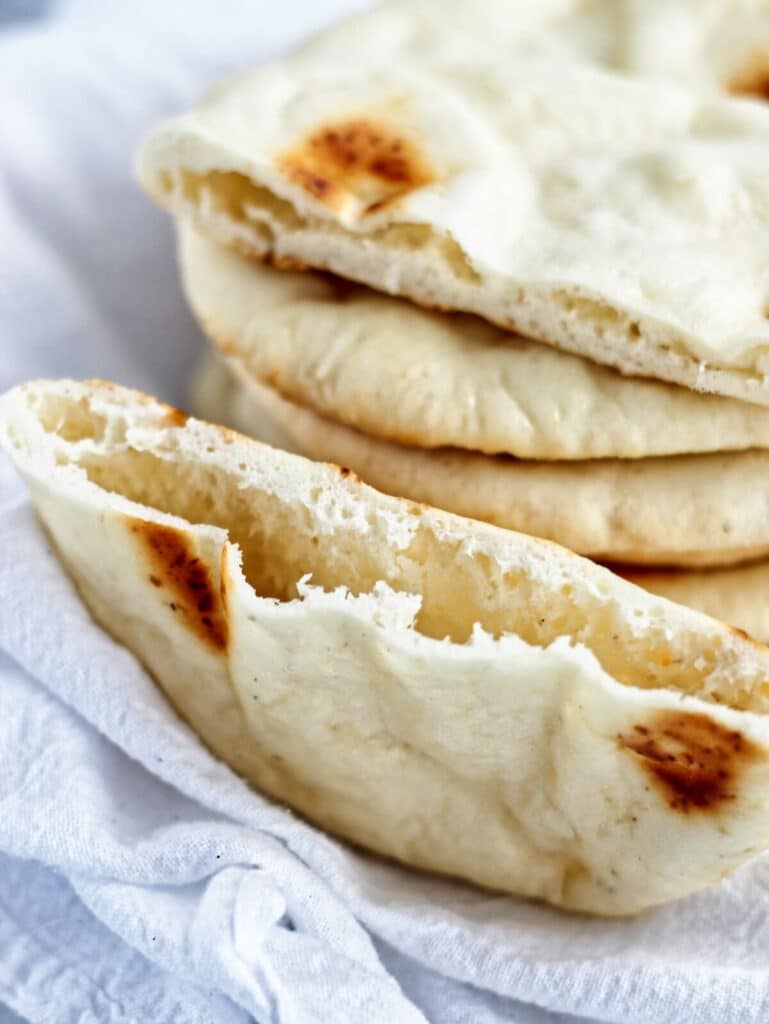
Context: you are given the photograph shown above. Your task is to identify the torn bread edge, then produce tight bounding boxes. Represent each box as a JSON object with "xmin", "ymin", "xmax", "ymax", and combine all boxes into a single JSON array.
[{"xmin": 4, "ymin": 378, "xmax": 769, "ymax": 914}]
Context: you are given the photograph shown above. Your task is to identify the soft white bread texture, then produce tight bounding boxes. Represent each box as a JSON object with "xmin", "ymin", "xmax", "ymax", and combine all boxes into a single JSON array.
[
  {"xmin": 139, "ymin": 56, "xmax": 769, "ymax": 402},
  {"xmin": 5, "ymin": 379, "xmax": 769, "ymax": 915},
  {"xmin": 621, "ymin": 561, "xmax": 769, "ymax": 645},
  {"xmin": 193, "ymin": 353, "xmax": 769, "ymax": 639},
  {"xmin": 300, "ymin": 0, "xmax": 769, "ymax": 97},
  {"xmin": 180, "ymin": 227, "xmax": 769, "ymax": 460},
  {"xmin": 192, "ymin": 355, "xmax": 769, "ymax": 569}
]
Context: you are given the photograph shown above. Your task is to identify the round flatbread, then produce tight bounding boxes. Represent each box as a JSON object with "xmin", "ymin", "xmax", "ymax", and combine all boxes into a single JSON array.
[
  {"xmin": 194, "ymin": 353, "xmax": 769, "ymax": 636},
  {"xmin": 191, "ymin": 352, "xmax": 769, "ymax": 568},
  {"xmin": 180, "ymin": 227, "xmax": 769, "ymax": 460},
  {"xmin": 140, "ymin": 52, "xmax": 769, "ymax": 404},
  {"xmin": 8, "ymin": 377, "xmax": 769, "ymax": 915}
]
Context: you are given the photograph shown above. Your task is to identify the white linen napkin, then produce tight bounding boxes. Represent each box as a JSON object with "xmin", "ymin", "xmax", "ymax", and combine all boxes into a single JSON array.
[{"xmin": 2, "ymin": 3, "xmax": 769, "ymax": 1023}]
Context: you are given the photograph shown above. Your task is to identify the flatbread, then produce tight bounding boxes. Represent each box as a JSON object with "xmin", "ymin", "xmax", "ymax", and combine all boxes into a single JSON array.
[
  {"xmin": 6, "ymin": 378, "xmax": 769, "ymax": 916},
  {"xmin": 301, "ymin": 0, "xmax": 769, "ymax": 98},
  {"xmin": 194, "ymin": 342, "xmax": 769, "ymax": 636},
  {"xmin": 139, "ymin": 52, "xmax": 769, "ymax": 403},
  {"xmin": 622, "ymin": 562, "xmax": 769, "ymax": 644},
  {"xmin": 192, "ymin": 353, "xmax": 769, "ymax": 568},
  {"xmin": 180, "ymin": 227, "xmax": 769, "ymax": 460}
]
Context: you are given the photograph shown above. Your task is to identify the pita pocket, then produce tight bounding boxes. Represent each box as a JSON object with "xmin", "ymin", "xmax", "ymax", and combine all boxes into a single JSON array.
[
  {"xmin": 140, "ymin": 55, "xmax": 769, "ymax": 402},
  {"xmin": 191, "ymin": 355, "xmax": 769, "ymax": 569},
  {"xmin": 5, "ymin": 378, "xmax": 769, "ymax": 914}
]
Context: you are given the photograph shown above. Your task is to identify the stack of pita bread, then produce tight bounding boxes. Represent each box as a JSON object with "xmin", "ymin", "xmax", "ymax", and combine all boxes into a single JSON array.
[
  {"xmin": 8, "ymin": 0, "xmax": 769, "ymax": 914},
  {"xmin": 137, "ymin": 0, "xmax": 769, "ymax": 644}
]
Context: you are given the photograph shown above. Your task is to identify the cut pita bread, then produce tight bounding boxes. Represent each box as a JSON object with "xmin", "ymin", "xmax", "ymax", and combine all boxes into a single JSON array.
[
  {"xmin": 622, "ymin": 562, "xmax": 769, "ymax": 644},
  {"xmin": 6, "ymin": 379, "xmax": 769, "ymax": 915},
  {"xmin": 193, "ymin": 329, "xmax": 769, "ymax": 635},
  {"xmin": 192, "ymin": 354, "xmax": 769, "ymax": 568},
  {"xmin": 301, "ymin": 0, "xmax": 769, "ymax": 99},
  {"xmin": 180, "ymin": 227, "xmax": 769, "ymax": 460},
  {"xmin": 139, "ymin": 54, "xmax": 769, "ymax": 403}
]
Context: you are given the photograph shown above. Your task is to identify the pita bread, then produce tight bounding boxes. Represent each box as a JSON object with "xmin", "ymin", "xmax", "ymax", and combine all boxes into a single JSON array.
[
  {"xmin": 180, "ymin": 227, "xmax": 769, "ymax": 460},
  {"xmin": 194, "ymin": 342, "xmax": 769, "ymax": 637},
  {"xmin": 192, "ymin": 354, "xmax": 769, "ymax": 568},
  {"xmin": 138, "ymin": 53, "xmax": 769, "ymax": 403},
  {"xmin": 302, "ymin": 0, "xmax": 769, "ymax": 98},
  {"xmin": 622, "ymin": 562, "xmax": 769, "ymax": 644},
  {"xmin": 6, "ymin": 378, "xmax": 769, "ymax": 915}
]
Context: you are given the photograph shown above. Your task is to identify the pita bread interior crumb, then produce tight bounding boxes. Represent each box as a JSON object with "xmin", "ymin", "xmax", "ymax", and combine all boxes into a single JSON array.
[
  {"xmin": 192, "ymin": 352, "xmax": 769, "ymax": 569},
  {"xmin": 5, "ymin": 378, "xmax": 769, "ymax": 915}
]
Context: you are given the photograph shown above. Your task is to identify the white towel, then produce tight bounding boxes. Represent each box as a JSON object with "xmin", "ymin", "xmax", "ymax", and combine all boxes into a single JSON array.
[{"xmin": 2, "ymin": 3, "xmax": 768, "ymax": 1022}]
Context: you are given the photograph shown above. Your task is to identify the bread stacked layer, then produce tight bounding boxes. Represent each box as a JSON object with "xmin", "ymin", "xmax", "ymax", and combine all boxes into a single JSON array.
[
  {"xmin": 5, "ymin": 0, "xmax": 769, "ymax": 915},
  {"xmin": 180, "ymin": 226, "xmax": 769, "ymax": 640},
  {"xmin": 135, "ymin": 0, "xmax": 769, "ymax": 642}
]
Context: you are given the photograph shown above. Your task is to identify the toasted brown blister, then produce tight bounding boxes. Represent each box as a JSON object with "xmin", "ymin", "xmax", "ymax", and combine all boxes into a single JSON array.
[
  {"xmin": 128, "ymin": 517, "xmax": 228, "ymax": 651},
  {"xmin": 620, "ymin": 711, "xmax": 761, "ymax": 814},
  {"xmin": 729, "ymin": 50, "xmax": 769, "ymax": 100},
  {"xmin": 280, "ymin": 118, "xmax": 436, "ymax": 213},
  {"xmin": 163, "ymin": 406, "xmax": 189, "ymax": 429}
]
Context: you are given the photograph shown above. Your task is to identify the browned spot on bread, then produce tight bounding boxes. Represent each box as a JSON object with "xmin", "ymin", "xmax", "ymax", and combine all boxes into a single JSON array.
[
  {"xmin": 127, "ymin": 518, "xmax": 228, "ymax": 651},
  {"xmin": 333, "ymin": 463, "xmax": 362, "ymax": 484},
  {"xmin": 288, "ymin": 167, "xmax": 339, "ymax": 204},
  {"xmin": 219, "ymin": 544, "xmax": 230, "ymax": 620},
  {"xmin": 729, "ymin": 624, "xmax": 754, "ymax": 645},
  {"xmin": 280, "ymin": 118, "xmax": 436, "ymax": 212},
  {"xmin": 619, "ymin": 710, "xmax": 761, "ymax": 813},
  {"xmin": 729, "ymin": 55, "xmax": 769, "ymax": 100},
  {"xmin": 164, "ymin": 406, "xmax": 189, "ymax": 428}
]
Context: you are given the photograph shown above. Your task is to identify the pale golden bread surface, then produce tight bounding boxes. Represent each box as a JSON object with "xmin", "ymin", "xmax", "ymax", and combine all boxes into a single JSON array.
[
  {"xmin": 192, "ymin": 354, "xmax": 769, "ymax": 568},
  {"xmin": 195, "ymin": 345, "xmax": 769, "ymax": 638},
  {"xmin": 180, "ymin": 228, "xmax": 769, "ymax": 460},
  {"xmin": 139, "ymin": 52, "xmax": 769, "ymax": 402},
  {"xmin": 6, "ymin": 379, "xmax": 769, "ymax": 914}
]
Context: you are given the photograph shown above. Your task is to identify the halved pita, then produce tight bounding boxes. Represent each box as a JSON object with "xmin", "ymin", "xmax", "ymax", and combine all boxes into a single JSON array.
[
  {"xmin": 192, "ymin": 354, "xmax": 769, "ymax": 568},
  {"xmin": 194, "ymin": 343, "xmax": 769, "ymax": 638},
  {"xmin": 302, "ymin": 0, "xmax": 769, "ymax": 98},
  {"xmin": 6, "ymin": 379, "xmax": 769, "ymax": 915},
  {"xmin": 139, "ymin": 54, "xmax": 769, "ymax": 402},
  {"xmin": 623, "ymin": 562, "xmax": 769, "ymax": 644},
  {"xmin": 180, "ymin": 227, "xmax": 769, "ymax": 460}
]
